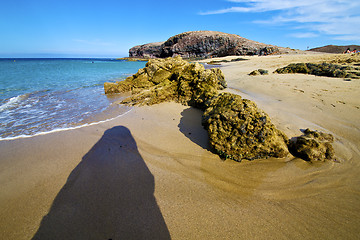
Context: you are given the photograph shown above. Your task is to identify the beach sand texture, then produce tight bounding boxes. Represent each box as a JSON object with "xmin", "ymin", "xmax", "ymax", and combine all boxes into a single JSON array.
[{"xmin": 1, "ymin": 53, "xmax": 360, "ymax": 239}]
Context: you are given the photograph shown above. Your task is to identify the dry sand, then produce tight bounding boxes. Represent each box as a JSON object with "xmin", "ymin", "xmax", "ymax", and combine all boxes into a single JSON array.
[{"xmin": 1, "ymin": 53, "xmax": 360, "ymax": 239}]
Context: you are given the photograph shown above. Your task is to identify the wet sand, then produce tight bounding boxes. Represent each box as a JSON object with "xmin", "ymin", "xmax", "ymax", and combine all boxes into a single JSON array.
[{"xmin": 1, "ymin": 53, "xmax": 360, "ymax": 239}]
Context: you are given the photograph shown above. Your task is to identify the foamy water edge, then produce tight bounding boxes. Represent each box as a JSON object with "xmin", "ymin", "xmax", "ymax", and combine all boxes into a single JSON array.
[
  {"xmin": 0, "ymin": 94, "xmax": 29, "ymax": 112},
  {"xmin": 0, "ymin": 107, "xmax": 133, "ymax": 142}
]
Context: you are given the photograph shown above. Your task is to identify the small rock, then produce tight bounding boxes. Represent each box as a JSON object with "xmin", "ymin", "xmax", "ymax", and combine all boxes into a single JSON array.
[
  {"xmin": 249, "ymin": 70, "xmax": 260, "ymax": 76},
  {"xmin": 289, "ymin": 128, "xmax": 335, "ymax": 161},
  {"xmin": 258, "ymin": 69, "xmax": 269, "ymax": 75},
  {"xmin": 249, "ymin": 69, "xmax": 268, "ymax": 76}
]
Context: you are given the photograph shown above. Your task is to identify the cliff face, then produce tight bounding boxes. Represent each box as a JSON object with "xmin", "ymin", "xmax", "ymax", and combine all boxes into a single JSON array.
[
  {"xmin": 129, "ymin": 31, "xmax": 284, "ymax": 58},
  {"xmin": 129, "ymin": 42, "xmax": 164, "ymax": 58}
]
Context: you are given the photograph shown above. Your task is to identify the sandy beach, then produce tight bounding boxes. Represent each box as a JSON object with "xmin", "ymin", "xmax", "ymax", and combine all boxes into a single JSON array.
[{"xmin": 1, "ymin": 53, "xmax": 360, "ymax": 239}]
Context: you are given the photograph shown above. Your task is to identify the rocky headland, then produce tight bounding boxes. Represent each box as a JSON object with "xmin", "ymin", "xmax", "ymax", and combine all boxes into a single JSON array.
[
  {"xmin": 105, "ymin": 57, "xmax": 334, "ymax": 162},
  {"xmin": 129, "ymin": 31, "xmax": 299, "ymax": 59},
  {"xmin": 309, "ymin": 45, "xmax": 360, "ymax": 54},
  {"xmin": 128, "ymin": 42, "xmax": 164, "ymax": 59}
]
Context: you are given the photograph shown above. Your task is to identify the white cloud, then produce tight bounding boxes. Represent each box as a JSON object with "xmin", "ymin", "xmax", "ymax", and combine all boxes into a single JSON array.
[
  {"xmin": 199, "ymin": 7, "xmax": 252, "ymax": 15},
  {"xmin": 200, "ymin": 0, "xmax": 360, "ymax": 42},
  {"xmin": 290, "ymin": 32, "xmax": 319, "ymax": 38}
]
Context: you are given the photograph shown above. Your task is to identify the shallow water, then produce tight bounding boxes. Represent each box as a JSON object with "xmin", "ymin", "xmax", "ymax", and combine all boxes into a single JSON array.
[{"xmin": 0, "ymin": 58, "xmax": 145, "ymax": 139}]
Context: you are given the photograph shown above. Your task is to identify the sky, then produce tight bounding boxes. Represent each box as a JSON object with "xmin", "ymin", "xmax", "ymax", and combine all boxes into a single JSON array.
[{"xmin": 1, "ymin": 0, "xmax": 359, "ymax": 58}]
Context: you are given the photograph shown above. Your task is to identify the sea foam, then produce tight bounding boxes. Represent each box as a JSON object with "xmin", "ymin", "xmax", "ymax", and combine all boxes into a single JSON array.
[
  {"xmin": 0, "ymin": 94, "xmax": 28, "ymax": 112},
  {"xmin": 0, "ymin": 107, "xmax": 133, "ymax": 141}
]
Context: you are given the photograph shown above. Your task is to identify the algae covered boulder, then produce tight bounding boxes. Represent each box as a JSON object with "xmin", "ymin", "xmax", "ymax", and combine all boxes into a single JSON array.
[
  {"xmin": 274, "ymin": 63, "xmax": 310, "ymax": 74},
  {"xmin": 249, "ymin": 69, "xmax": 268, "ymax": 76},
  {"xmin": 249, "ymin": 70, "xmax": 261, "ymax": 76},
  {"xmin": 202, "ymin": 93, "xmax": 289, "ymax": 161},
  {"xmin": 289, "ymin": 129, "xmax": 335, "ymax": 161},
  {"xmin": 104, "ymin": 56, "xmax": 226, "ymax": 109},
  {"xmin": 274, "ymin": 62, "xmax": 360, "ymax": 79}
]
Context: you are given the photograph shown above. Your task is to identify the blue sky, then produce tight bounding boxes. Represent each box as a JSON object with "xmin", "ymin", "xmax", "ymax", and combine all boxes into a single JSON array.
[{"xmin": 1, "ymin": 0, "xmax": 359, "ymax": 57}]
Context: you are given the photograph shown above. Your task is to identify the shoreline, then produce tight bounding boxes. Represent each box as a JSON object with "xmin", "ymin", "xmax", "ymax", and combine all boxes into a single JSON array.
[
  {"xmin": 1, "ymin": 53, "xmax": 360, "ymax": 239},
  {"xmin": 0, "ymin": 107, "xmax": 134, "ymax": 142},
  {"xmin": 0, "ymin": 58, "xmax": 145, "ymax": 140},
  {"xmin": 0, "ymin": 97, "xmax": 132, "ymax": 141}
]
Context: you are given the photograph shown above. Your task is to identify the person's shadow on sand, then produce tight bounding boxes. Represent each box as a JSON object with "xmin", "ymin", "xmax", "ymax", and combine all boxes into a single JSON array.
[{"xmin": 32, "ymin": 126, "xmax": 171, "ymax": 240}]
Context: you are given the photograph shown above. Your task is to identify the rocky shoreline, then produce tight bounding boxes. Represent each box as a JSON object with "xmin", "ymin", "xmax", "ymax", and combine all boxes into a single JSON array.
[
  {"xmin": 3, "ymin": 52, "xmax": 360, "ymax": 239},
  {"xmin": 105, "ymin": 56, "xmax": 334, "ymax": 162}
]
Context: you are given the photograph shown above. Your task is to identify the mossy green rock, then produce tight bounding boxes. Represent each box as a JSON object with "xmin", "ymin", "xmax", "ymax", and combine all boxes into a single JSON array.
[
  {"xmin": 105, "ymin": 57, "xmax": 336, "ymax": 163},
  {"xmin": 274, "ymin": 62, "xmax": 360, "ymax": 79},
  {"xmin": 289, "ymin": 128, "xmax": 335, "ymax": 161},
  {"xmin": 202, "ymin": 93, "xmax": 289, "ymax": 161},
  {"xmin": 249, "ymin": 69, "xmax": 268, "ymax": 76},
  {"xmin": 249, "ymin": 70, "xmax": 261, "ymax": 76},
  {"xmin": 104, "ymin": 56, "xmax": 226, "ymax": 109}
]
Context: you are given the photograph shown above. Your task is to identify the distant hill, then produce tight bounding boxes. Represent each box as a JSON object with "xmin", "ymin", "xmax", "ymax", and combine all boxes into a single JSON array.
[
  {"xmin": 309, "ymin": 45, "xmax": 360, "ymax": 54},
  {"xmin": 129, "ymin": 31, "xmax": 299, "ymax": 59}
]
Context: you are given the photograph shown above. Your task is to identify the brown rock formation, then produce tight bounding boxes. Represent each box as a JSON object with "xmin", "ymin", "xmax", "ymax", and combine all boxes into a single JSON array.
[
  {"xmin": 274, "ymin": 62, "xmax": 360, "ymax": 79},
  {"xmin": 129, "ymin": 31, "xmax": 294, "ymax": 59},
  {"xmin": 309, "ymin": 45, "xmax": 360, "ymax": 54},
  {"xmin": 249, "ymin": 69, "xmax": 268, "ymax": 76},
  {"xmin": 289, "ymin": 129, "xmax": 335, "ymax": 161},
  {"xmin": 104, "ymin": 56, "xmax": 226, "ymax": 109},
  {"xmin": 128, "ymin": 42, "xmax": 164, "ymax": 59}
]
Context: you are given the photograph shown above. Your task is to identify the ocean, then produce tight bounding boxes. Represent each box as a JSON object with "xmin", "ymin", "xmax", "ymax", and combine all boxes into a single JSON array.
[{"xmin": 0, "ymin": 58, "xmax": 146, "ymax": 140}]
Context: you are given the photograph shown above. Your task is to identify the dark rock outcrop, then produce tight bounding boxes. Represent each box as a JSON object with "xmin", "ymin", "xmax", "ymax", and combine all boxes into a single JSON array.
[
  {"xmin": 289, "ymin": 129, "xmax": 335, "ymax": 161},
  {"xmin": 274, "ymin": 62, "xmax": 360, "ymax": 79},
  {"xmin": 249, "ymin": 69, "xmax": 268, "ymax": 76},
  {"xmin": 129, "ymin": 31, "xmax": 293, "ymax": 59},
  {"xmin": 202, "ymin": 93, "xmax": 289, "ymax": 161},
  {"xmin": 104, "ymin": 56, "xmax": 226, "ymax": 109},
  {"xmin": 207, "ymin": 57, "xmax": 248, "ymax": 65},
  {"xmin": 129, "ymin": 42, "xmax": 164, "ymax": 59}
]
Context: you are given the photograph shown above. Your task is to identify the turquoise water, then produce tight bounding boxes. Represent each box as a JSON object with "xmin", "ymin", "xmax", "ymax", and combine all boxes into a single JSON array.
[{"xmin": 0, "ymin": 58, "xmax": 145, "ymax": 139}]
